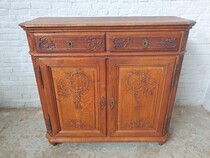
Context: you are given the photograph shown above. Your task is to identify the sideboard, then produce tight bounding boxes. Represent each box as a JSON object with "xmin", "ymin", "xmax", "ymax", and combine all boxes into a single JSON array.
[{"xmin": 19, "ymin": 16, "xmax": 195, "ymax": 145}]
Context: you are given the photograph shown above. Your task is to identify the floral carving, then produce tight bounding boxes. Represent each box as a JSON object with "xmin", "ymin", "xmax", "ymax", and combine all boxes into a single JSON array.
[
  {"xmin": 38, "ymin": 37, "xmax": 55, "ymax": 50},
  {"xmin": 113, "ymin": 38, "xmax": 130, "ymax": 49},
  {"xmin": 85, "ymin": 37, "xmax": 103, "ymax": 50},
  {"xmin": 126, "ymin": 71, "xmax": 157, "ymax": 107},
  {"xmin": 57, "ymin": 82, "xmax": 70, "ymax": 97},
  {"xmin": 57, "ymin": 69, "xmax": 90, "ymax": 109},
  {"xmin": 126, "ymin": 119, "xmax": 153, "ymax": 128},
  {"xmin": 67, "ymin": 119, "xmax": 87, "ymax": 128},
  {"xmin": 159, "ymin": 38, "xmax": 178, "ymax": 48},
  {"xmin": 68, "ymin": 70, "xmax": 90, "ymax": 108}
]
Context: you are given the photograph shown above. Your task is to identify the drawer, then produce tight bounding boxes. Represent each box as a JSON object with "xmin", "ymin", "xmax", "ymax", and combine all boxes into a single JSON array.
[
  {"xmin": 107, "ymin": 32, "xmax": 181, "ymax": 52},
  {"xmin": 33, "ymin": 33, "xmax": 105, "ymax": 53}
]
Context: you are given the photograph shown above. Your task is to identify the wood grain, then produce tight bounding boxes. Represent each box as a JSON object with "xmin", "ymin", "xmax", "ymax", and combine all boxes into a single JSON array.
[{"xmin": 19, "ymin": 16, "xmax": 195, "ymax": 28}]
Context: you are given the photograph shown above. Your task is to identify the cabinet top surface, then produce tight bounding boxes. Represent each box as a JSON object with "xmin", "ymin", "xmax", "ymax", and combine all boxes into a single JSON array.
[{"xmin": 19, "ymin": 16, "xmax": 195, "ymax": 28}]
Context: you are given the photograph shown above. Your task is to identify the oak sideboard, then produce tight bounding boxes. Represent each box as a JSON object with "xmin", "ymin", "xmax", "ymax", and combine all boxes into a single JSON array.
[{"xmin": 19, "ymin": 16, "xmax": 195, "ymax": 145}]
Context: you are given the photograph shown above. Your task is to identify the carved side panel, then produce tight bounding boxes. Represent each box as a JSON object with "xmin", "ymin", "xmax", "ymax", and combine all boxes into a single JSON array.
[
  {"xmin": 26, "ymin": 33, "xmax": 35, "ymax": 52},
  {"xmin": 181, "ymin": 30, "xmax": 189, "ymax": 51}
]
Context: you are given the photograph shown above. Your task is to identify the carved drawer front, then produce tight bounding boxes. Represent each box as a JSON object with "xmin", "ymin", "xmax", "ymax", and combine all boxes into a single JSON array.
[
  {"xmin": 107, "ymin": 32, "xmax": 181, "ymax": 52},
  {"xmin": 34, "ymin": 33, "xmax": 105, "ymax": 53}
]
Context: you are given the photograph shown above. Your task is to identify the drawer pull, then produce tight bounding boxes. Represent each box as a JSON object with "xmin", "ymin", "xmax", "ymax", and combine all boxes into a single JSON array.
[
  {"xmin": 110, "ymin": 98, "xmax": 115, "ymax": 109},
  {"xmin": 142, "ymin": 39, "xmax": 149, "ymax": 48},
  {"xmin": 67, "ymin": 40, "xmax": 73, "ymax": 48}
]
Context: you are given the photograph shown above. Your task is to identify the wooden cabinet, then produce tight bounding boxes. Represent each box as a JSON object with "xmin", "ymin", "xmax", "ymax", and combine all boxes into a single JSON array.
[{"xmin": 19, "ymin": 16, "xmax": 195, "ymax": 145}]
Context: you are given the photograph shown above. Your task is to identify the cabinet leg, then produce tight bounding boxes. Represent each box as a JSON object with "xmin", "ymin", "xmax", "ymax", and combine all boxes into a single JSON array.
[
  {"xmin": 51, "ymin": 143, "xmax": 59, "ymax": 146},
  {"xmin": 46, "ymin": 133, "xmax": 60, "ymax": 146},
  {"xmin": 158, "ymin": 137, "xmax": 168, "ymax": 145},
  {"xmin": 158, "ymin": 142, "xmax": 165, "ymax": 145},
  {"xmin": 159, "ymin": 132, "xmax": 170, "ymax": 145},
  {"xmin": 48, "ymin": 141, "xmax": 60, "ymax": 146}
]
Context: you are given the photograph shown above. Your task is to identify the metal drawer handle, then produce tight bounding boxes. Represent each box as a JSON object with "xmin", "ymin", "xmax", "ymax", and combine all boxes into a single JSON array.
[
  {"xmin": 67, "ymin": 40, "xmax": 73, "ymax": 48},
  {"xmin": 142, "ymin": 39, "xmax": 149, "ymax": 48},
  {"xmin": 110, "ymin": 97, "xmax": 115, "ymax": 109}
]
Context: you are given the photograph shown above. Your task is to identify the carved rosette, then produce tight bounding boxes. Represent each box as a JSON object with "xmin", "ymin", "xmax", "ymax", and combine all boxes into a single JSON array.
[
  {"xmin": 159, "ymin": 38, "xmax": 178, "ymax": 48},
  {"xmin": 113, "ymin": 38, "xmax": 130, "ymax": 49},
  {"xmin": 38, "ymin": 37, "xmax": 56, "ymax": 50},
  {"xmin": 126, "ymin": 119, "xmax": 153, "ymax": 128},
  {"xmin": 126, "ymin": 71, "xmax": 157, "ymax": 107},
  {"xmin": 85, "ymin": 37, "xmax": 103, "ymax": 50},
  {"xmin": 57, "ymin": 69, "xmax": 90, "ymax": 109}
]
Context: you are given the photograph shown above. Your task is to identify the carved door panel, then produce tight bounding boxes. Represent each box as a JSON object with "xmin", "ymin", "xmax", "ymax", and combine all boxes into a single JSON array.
[
  {"xmin": 39, "ymin": 58, "xmax": 106, "ymax": 137},
  {"xmin": 107, "ymin": 57, "xmax": 176, "ymax": 137}
]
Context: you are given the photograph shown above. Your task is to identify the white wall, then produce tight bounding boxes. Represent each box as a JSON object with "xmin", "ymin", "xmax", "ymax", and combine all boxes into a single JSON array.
[
  {"xmin": 0, "ymin": 0, "xmax": 210, "ymax": 108},
  {"xmin": 204, "ymin": 84, "xmax": 210, "ymax": 112}
]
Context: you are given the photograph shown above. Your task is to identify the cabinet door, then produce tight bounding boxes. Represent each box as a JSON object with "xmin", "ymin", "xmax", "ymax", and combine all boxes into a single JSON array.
[
  {"xmin": 39, "ymin": 58, "xmax": 106, "ymax": 137},
  {"xmin": 107, "ymin": 57, "xmax": 176, "ymax": 137}
]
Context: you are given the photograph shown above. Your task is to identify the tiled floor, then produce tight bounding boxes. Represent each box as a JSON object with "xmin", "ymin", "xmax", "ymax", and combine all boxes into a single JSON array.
[{"xmin": 0, "ymin": 106, "xmax": 210, "ymax": 158}]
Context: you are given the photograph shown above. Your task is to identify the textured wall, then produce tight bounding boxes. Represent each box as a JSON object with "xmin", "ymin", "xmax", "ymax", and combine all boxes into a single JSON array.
[{"xmin": 0, "ymin": 0, "xmax": 210, "ymax": 108}]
